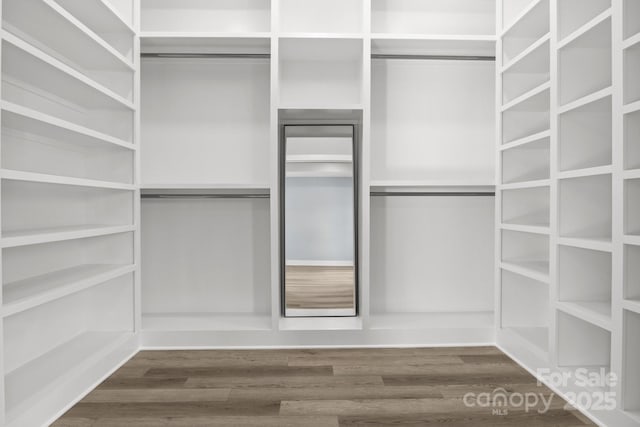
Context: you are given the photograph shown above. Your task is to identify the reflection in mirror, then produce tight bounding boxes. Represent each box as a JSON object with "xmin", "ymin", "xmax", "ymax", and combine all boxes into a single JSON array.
[{"xmin": 283, "ymin": 125, "xmax": 357, "ymax": 317}]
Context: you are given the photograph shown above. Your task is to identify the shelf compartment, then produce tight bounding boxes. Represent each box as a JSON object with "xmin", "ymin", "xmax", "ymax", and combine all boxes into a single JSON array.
[
  {"xmin": 501, "ymin": 85, "xmax": 550, "ymax": 144},
  {"xmin": 502, "ymin": 186, "xmax": 550, "ymax": 229},
  {"xmin": 501, "ymin": 0, "xmax": 549, "ymax": 65},
  {"xmin": 501, "ymin": 134, "xmax": 550, "ymax": 184},
  {"xmin": 142, "ymin": 313, "xmax": 272, "ymax": 331},
  {"xmin": 141, "ymin": 197, "xmax": 271, "ymax": 322},
  {"xmin": 1, "ymin": 35, "xmax": 133, "ymax": 143},
  {"xmin": 626, "ymin": 244, "xmax": 640, "ymax": 302},
  {"xmin": 141, "ymin": 0, "xmax": 271, "ymax": 33},
  {"xmin": 557, "ymin": 0, "xmax": 611, "ymax": 42},
  {"xmin": 3, "ymin": 0, "xmax": 134, "ymax": 100},
  {"xmin": 141, "ymin": 55, "xmax": 270, "ymax": 185},
  {"xmin": 624, "ymin": 310, "xmax": 640, "ymax": 413},
  {"xmin": 557, "ymin": 310, "xmax": 611, "ymax": 386},
  {"xmin": 501, "ymin": 229, "xmax": 549, "ymax": 274},
  {"xmin": 626, "ymin": 178, "xmax": 640, "ymax": 235},
  {"xmin": 501, "ymin": 260, "xmax": 549, "ymax": 283},
  {"xmin": 558, "ymin": 245, "xmax": 612, "ymax": 328},
  {"xmin": 280, "ymin": 0, "xmax": 362, "ymax": 34},
  {"xmin": 279, "ymin": 37, "xmax": 363, "ymax": 107},
  {"xmin": 3, "ymin": 275, "xmax": 134, "ymax": 419},
  {"xmin": 141, "ymin": 33, "xmax": 271, "ymax": 55},
  {"xmin": 370, "ymin": 35, "xmax": 496, "ymax": 57},
  {"xmin": 2, "ymin": 180, "xmax": 133, "ymax": 240},
  {"xmin": 559, "ymin": 174, "xmax": 612, "ymax": 241},
  {"xmin": 626, "ymin": 110, "xmax": 640, "ymax": 170},
  {"xmin": 370, "ymin": 195, "xmax": 494, "ymax": 316},
  {"xmin": 372, "ymin": 0, "xmax": 495, "ymax": 36},
  {"xmin": 501, "ymin": 270, "xmax": 549, "ymax": 354},
  {"xmin": 559, "ymin": 93, "xmax": 612, "ymax": 172},
  {"xmin": 625, "ymin": 41, "xmax": 640, "ymax": 105},
  {"xmin": 371, "ymin": 57, "xmax": 494, "ymax": 183},
  {"xmin": 0, "ymin": 170, "xmax": 134, "ymax": 192},
  {"xmin": 54, "ymin": 0, "xmax": 134, "ymax": 60},
  {"xmin": 1, "ymin": 224, "xmax": 134, "ymax": 249},
  {"xmin": 625, "ymin": 0, "xmax": 640, "ymax": 40},
  {"xmin": 558, "ymin": 15, "xmax": 612, "ymax": 106},
  {"xmin": 502, "ymin": 35, "xmax": 550, "ymax": 104}
]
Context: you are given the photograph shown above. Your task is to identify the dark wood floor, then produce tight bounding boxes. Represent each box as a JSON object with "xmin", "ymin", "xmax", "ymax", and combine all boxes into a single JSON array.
[{"xmin": 54, "ymin": 347, "xmax": 594, "ymax": 426}]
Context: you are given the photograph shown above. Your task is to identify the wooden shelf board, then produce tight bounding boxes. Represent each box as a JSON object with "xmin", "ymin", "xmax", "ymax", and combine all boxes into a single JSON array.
[
  {"xmin": 1, "ymin": 224, "xmax": 135, "ymax": 249},
  {"xmin": 557, "ymin": 301, "xmax": 612, "ymax": 331},
  {"xmin": 4, "ymin": 331, "xmax": 133, "ymax": 418},
  {"xmin": 368, "ymin": 312, "xmax": 494, "ymax": 330},
  {"xmin": 1, "ymin": 101, "xmax": 135, "ymax": 151},
  {"xmin": 0, "ymin": 169, "xmax": 135, "ymax": 191},
  {"xmin": 142, "ymin": 313, "xmax": 272, "ymax": 331},
  {"xmin": 501, "ymin": 260, "xmax": 550, "ymax": 283},
  {"xmin": 557, "ymin": 8, "xmax": 612, "ymax": 50},
  {"xmin": 2, "ymin": 264, "xmax": 135, "ymax": 318}
]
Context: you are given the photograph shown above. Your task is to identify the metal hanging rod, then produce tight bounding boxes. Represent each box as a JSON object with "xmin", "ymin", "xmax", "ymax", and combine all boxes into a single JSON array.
[
  {"xmin": 141, "ymin": 194, "xmax": 270, "ymax": 199},
  {"xmin": 370, "ymin": 192, "xmax": 495, "ymax": 197},
  {"xmin": 141, "ymin": 53, "xmax": 270, "ymax": 59},
  {"xmin": 371, "ymin": 54, "xmax": 495, "ymax": 61}
]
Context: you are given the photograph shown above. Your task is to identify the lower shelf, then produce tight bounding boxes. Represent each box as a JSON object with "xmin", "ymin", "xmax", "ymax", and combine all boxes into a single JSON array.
[
  {"xmin": 5, "ymin": 331, "xmax": 133, "ymax": 420},
  {"xmin": 557, "ymin": 301, "xmax": 612, "ymax": 330},
  {"xmin": 368, "ymin": 311, "xmax": 494, "ymax": 330},
  {"xmin": 504, "ymin": 326, "xmax": 549, "ymax": 357},
  {"xmin": 142, "ymin": 313, "xmax": 273, "ymax": 332}
]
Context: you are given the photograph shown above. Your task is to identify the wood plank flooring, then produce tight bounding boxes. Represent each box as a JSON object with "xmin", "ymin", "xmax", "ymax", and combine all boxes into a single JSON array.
[
  {"xmin": 285, "ymin": 265, "xmax": 355, "ymax": 309},
  {"xmin": 54, "ymin": 347, "xmax": 595, "ymax": 426}
]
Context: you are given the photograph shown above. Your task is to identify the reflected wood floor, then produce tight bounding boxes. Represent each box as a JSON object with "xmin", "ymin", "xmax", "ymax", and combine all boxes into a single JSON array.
[
  {"xmin": 286, "ymin": 266, "xmax": 355, "ymax": 309},
  {"xmin": 54, "ymin": 347, "xmax": 594, "ymax": 426}
]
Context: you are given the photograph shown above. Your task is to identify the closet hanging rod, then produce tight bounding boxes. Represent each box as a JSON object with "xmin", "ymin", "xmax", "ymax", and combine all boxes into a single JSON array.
[
  {"xmin": 141, "ymin": 53, "xmax": 271, "ymax": 59},
  {"xmin": 371, "ymin": 54, "xmax": 495, "ymax": 61},
  {"xmin": 370, "ymin": 192, "xmax": 495, "ymax": 197},
  {"xmin": 141, "ymin": 194, "xmax": 270, "ymax": 199}
]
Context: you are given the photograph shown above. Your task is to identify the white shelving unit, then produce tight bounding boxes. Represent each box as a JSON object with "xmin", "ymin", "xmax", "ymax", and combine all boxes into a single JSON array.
[{"xmin": 0, "ymin": 0, "xmax": 139, "ymax": 425}]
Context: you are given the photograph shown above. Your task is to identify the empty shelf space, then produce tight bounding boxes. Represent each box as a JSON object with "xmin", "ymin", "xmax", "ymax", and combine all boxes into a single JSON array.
[
  {"xmin": 501, "ymin": 260, "xmax": 550, "ymax": 283},
  {"xmin": 501, "ymin": 86, "xmax": 550, "ymax": 144},
  {"xmin": 280, "ymin": 0, "xmax": 362, "ymax": 34},
  {"xmin": 4, "ymin": 331, "xmax": 133, "ymax": 420},
  {"xmin": 503, "ymin": 326, "xmax": 549, "ymax": 356},
  {"xmin": 625, "ymin": 42, "xmax": 640, "ymax": 105},
  {"xmin": 559, "ymin": 174, "xmax": 612, "ymax": 241},
  {"xmin": 502, "ymin": 35, "xmax": 550, "ymax": 104},
  {"xmin": 501, "ymin": 230, "xmax": 550, "ymax": 271},
  {"xmin": 557, "ymin": 0, "xmax": 611, "ymax": 42},
  {"xmin": 624, "ymin": 300, "xmax": 640, "ymax": 315},
  {"xmin": 626, "ymin": 179, "xmax": 640, "ymax": 235},
  {"xmin": 625, "ymin": 0, "xmax": 640, "ymax": 40},
  {"xmin": 502, "ymin": 186, "xmax": 550, "ymax": 228},
  {"xmin": 501, "ymin": 0, "xmax": 549, "ymax": 65},
  {"xmin": 372, "ymin": 0, "xmax": 495, "ymax": 37},
  {"xmin": 0, "ymin": 170, "xmax": 135, "ymax": 191},
  {"xmin": 142, "ymin": 313, "xmax": 272, "ymax": 331},
  {"xmin": 558, "ymin": 14, "xmax": 612, "ymax": 106},
  {"xmin": 141, "ymin": 33, "xmax": 271, "ymax": 55},
  {"xmin": 370, "ymin": 35, "xmax": 496, "ymax": 57},
  {"xmin": 368, "ymin": 312, "xmax": 494, "ymax": 330},
  {"xmin": 626, "ymin": 245, "xmax": 640, "ymax": 302},
  {"xmin": 3, "ymin": 264, "xmax": 135, "ymax": 317},
  {"xmin": 624, "ymin": 310, "xmax": 640, "ymax": 414},
  {"xmin": 557, "ymin": 301, "xmax": 612, "ymax": 331},
  {"xmin": 1, "ymin": 224, "xmax": 135, "ymax": 249},
  {"xmin": 559, "ymin": 92, "xmax": 612, "ymax": 172},
  {"xmin": 501, "ymin": 223, "xmax": 550, "ymax": 235},
  {"xmin": 627, "ymin": 110, "xmax": 640, "ymax": 170},
  {"xmin": 141, "ymin": 0, "xmax": 271, "ymax": 33},
  {"xmin": 501, "ymin": 135, "xmax": 550, "ymax": 184}
]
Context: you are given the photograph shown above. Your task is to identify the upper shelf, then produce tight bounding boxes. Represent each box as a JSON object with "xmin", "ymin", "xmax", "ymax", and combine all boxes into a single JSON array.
[
  {"xmin": 141, "ymin": 33, "xmax": 271, "ymax": 55},
  {"xmin": 55, "ymin": 0, "xmax": 134, "ymax": 35},
  {"xmin": 501, "ymin": 0, "xmax": 549, "ymax": 65},
  {"xmin": 371, "ymin": 35, "xmax": 496, "ymax": 57}
]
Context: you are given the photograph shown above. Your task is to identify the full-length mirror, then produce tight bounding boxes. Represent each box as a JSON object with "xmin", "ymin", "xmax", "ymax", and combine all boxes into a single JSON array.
[{"xmin": 281, "ymin": 125, "xmax": 358, "ymax": 317}]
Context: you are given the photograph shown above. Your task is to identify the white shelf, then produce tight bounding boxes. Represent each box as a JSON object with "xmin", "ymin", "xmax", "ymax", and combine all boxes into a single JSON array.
[
  {"xmin": 624, "ymin": 0, "xmax": 640, "ymax": 41},
  {"xmin": 624, "ymin": 100, "xmax": 640, "ymax": 115},
  {"xmin": 368, "ymin": 312, "xmax": 494, "ymax": 330},
  {"xmin": 501, "ymin": 223, "xmax": 550, "ymax": 235},
  {"xmin": 141, "ymin": 32, "xmax": 271, "ymax": 55},
  {"xmin": 623, "ymin": 300, "xmax": 640, "ymax": 315},
  {"xmin": 557, "ymin": 301, "xmax": 612, "ymax": 331},
  {"xmin": 624, "ymin": 32, "xmax": 640, "ymax": 51},
  {"xmin": 626, "ymin": 178, "xmax": 640, "ymax": 235},
  {"xmin": 623, "ymin": 310, "xmax": 640, "ymax": 414},
  {"xmin": 370, "ymin": 181, "xmax": 494, "ymax": 193},
  {"xmin": 501, "ymin": 129, "xmax": 551, "ymax": 150},
  {"xmin": 627, "ymin": 111, "xmax": 640, "ymax": 171},
  {"xmin": 286, "ymin": 154, "xmax": 352, "ymax": 163},
  {"xmin": 501, "ymin": 135, "xmax": 550, "ymax": 184},
  {"xmin": 558, "ymin": 0, "xmax": 611, "ymax": 42},
  {"xmin": 0, "ymin": 169, "xmax": 135, "ymax": 191},
  {"xmin": 280, "ymin": 33, "xmax": 363, "ymax": 40},
  {"xmin": 501, "ymin": 260, "xmax": 550, "ymax": 283},
  {"xmin": 279, "ymin": 317, "xmax": 363, "ymax": 331},
  {"xmin": 501, "ymin": 85, "xmax": 550, "ymax": 144},
  {"xmin": 142, "ymin": 183, "xmax": 270, "ymax": 191},
  {"xmin": 558, "ymin": 165, "xmax": 612, "ymax": 180},
  {"xmin": 500, "ymin": 178, "xmax": 550, "ymax": 190},
  {"xmin": 55, "ymin": 0, "xmax": 135, "ymax": 35},
  {"xmin": 501, "ymin": 0, "xmax": 550, "ymax": 64},
  {"xmin": 503, "ymin": 326, "xmax": 549, "ymax": 357},
  {"xmin": 2, "ymin": 31, "xmax": 134, "ymax": 111},
  {"xmin": 557, "ymin": 7, "xmax": 612, "ymax": 49},
  {"xmin": 501, "ymin": 35, "xmax": 550, "ymax": 104},
  {"xmin": 4, "ymin": 331, "xmax": 133, "ymax": 419},
  {"xmin": 558, "ymin": 13, "xmax": 612, "ymax": 106},
  {"xmin": 0, "ymin": 101, "xmax": 135, "ymax": 151},
  {"xmin": 1, "ymin": 225, "xmax": 135, "ymax": 249},
  {"xmin": 626, "ymin": 246, "xmax": 640, "ymax": 310},
  {"xmin": 502, "ymin": 187, "xmax": 550, "ymax": 229},
  {"xmin": 558, "ymin": 237, "xmax": 613, "ymax": 252},
  {"xmin": 625, "ymin": 41, "xmax": 640, "ymax": 105},
  {"xmin": 625, "ymin": 235, "xmax": 640, "ymax": 246},
  {"xmin": 557, "ymin": 86, "xmax": 612, "ymax": 115},
  {"xmin": 142, "ymin": 313, "xmax": 272, "ymax": 331},
  {"xmin": 502, "ymin": 32, "xmax": 549, "ymax": 72},
  {"xmin": 371, "ymin": 34, "xmax": 496, "ymax": 56},
  {"xmin": 3, "ymin": 264, "xmax": 135, "ymax": 318},
  {"xmin": 501, "ymin": 81, "xmax": 551, "ymax": 112},
  {"xmin": 280, "ymin": 0, "xmax": 362, "ymax": 34},
  {"xmin": 557, "ymin": 310, "xmax": 611, "ymax": 371}
]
